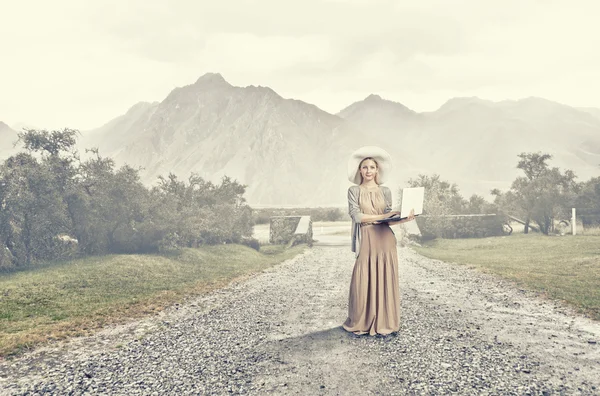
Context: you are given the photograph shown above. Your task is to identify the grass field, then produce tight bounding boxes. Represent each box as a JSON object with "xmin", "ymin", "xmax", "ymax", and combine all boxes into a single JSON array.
[
  {"xmin": 413, "ymin": 234, "xmax": 600, "ymax": 321},
  {"xmin": 0, "ymin": 244, "xmax": 306, "ymax": 357}
]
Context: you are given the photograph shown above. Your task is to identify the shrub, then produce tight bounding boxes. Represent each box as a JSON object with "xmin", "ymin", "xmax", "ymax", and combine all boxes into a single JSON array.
[{"xmin": 241, "ymin": 237, "xmax": 260, "ymax": 251}]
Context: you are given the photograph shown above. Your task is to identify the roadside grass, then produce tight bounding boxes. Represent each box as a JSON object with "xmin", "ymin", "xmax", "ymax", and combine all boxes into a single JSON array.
[
  {"xmin": 582, "ymin": 226, "xmax": 600, "ymax": 236},
  {"xmin": 412, "ymin": 234, "xmax": 600, "ymax": 321},
  {"xmin": 0, "ymin": 244, "xmax": 306, "ymax": 357}
]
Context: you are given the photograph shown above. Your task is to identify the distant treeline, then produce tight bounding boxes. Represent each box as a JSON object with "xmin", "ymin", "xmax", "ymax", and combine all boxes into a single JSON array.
[
  {"xmin": 0, "ymin": 129, "xmax": 257, "ymax": 270},
  {"xmin": 252, "ymin": 151, "xmax": 600, "ymax": 241},
  {"xmin": 253, "ymin": 207, "xmax": 344, "ymax": 224},
  {"xmin": 408, "ymin": 153, "xmax": 600, "ymax": 239},
  {"xmin": 403, "ymin": 175, "xmax": 505, "ymax": 240},
  {"xmin": 1, "ymin": 128, "xmax": 599, "ymax": 268}
]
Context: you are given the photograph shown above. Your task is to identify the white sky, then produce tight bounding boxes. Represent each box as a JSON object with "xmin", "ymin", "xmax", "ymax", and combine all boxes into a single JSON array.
[{"xmin": 1, "ymin": 0, "xmax": 599, "ymax": 130}]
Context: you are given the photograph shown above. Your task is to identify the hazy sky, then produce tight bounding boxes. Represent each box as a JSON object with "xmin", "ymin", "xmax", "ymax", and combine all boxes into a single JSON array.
[{"xmin": 1, "ymin": 0, "xmax": 599, "ymax": 131}]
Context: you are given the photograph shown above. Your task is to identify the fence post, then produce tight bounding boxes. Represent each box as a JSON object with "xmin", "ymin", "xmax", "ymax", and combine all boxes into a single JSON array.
[{"xmin": 572, "ymin": 208, "xmax": 577, "ymax": 236}]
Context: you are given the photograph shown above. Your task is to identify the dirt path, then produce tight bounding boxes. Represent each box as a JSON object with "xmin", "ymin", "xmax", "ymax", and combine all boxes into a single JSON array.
[{"xmin": 1, "ymin": 245, "xmax": 599, "ymax": 395}]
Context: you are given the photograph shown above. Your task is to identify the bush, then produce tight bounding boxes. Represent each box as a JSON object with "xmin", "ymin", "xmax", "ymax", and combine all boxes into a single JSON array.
[
  {"xmin": 0, "ymin": 129, "xmax": 256, "ymax": 267},
  {"xmin": 0, "ymin": 247, "xmax": 15, "ymax": 271},
  {"xmin": 406, "ymin": 174, "xmax": 505, "ymax": 240},
  {"xmin": 241, "ymin": 237, "xmax": 260, "ymax": 251},
  {"xmin": 417, "ymin": 215, "xmax": 504, "ymax": 240},
  {"xmin": 157, "ymin": 232, "xmax": 182, "ymax": 253}
]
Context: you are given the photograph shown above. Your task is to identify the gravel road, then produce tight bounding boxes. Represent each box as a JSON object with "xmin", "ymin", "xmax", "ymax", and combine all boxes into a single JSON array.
[{"xmin": 1, "ymin": 245, "xmax": 599, "ymax": 395}]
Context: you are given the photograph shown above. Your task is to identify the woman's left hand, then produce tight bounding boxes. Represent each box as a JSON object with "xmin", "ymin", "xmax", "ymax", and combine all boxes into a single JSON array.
[{"xmin": 387, "ymin": 209, "xmax": 416, "ymax": 226}]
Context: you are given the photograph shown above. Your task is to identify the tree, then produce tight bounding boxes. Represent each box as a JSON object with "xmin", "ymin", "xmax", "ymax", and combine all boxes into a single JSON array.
[
  {"xmin": 0, "ymin": 129, "xmax": 82, "ymax": 266},
  {"xmin": 0, "ymin": 153, "xmax": 71, "ymax": 265},
  {"xmin": 405, "ymin": 174, "xmax": 465, "ymax": 239},
  {"xmin": 490, "ymin": 188, "xmax": 520, "ymax": 233},
  {"xmin": 505, "ymin": 152, "xmax": 578, "ymax": 235},
  {"xmin": 0, "ymin": 128, "xmax": 256, "ymax": 266},
  {"xmin": 150, "ymin": 173, "xmax": 253, "ymax": 249},
  {"xmin": 513, "ymin": 152, "xmax": 552, "ymax": 233},
  {"xmin": 574, "ymin": 176, "xmax": 600, "ymax": 226},
  {"xmin": 325, "ymin": 208, "xmax": 342, "ymax": 222},
  {"xmin": 16, "ymin": 127, "xmax": 79, "ymax": 157},
  {"xmin": 517, "ymin": 152, "xmax": 552, "ymax": 180}
]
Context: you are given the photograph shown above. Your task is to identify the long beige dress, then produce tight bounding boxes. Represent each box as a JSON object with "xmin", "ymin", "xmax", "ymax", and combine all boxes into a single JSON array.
[{"xmin": 342, "ymin": 185, "xmax": 400, "ymax": 336}]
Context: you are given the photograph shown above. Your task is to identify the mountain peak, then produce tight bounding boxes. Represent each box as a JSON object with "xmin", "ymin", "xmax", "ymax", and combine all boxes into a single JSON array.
[
  {"xmin": 435, "ymin": 96, "xmax": 494, "ymax": 112},
  {"xmin": 361, "ymin": 94, "xmax": 413, "ymax": 112},
  {"xmin": 337, "ymin": 94, "xmax": 415, "ymax": 119},
  {"xmin": 195, "ymin": 72, "xmax": 229, "ymax": 86},
  {"xmin": 365, "ymin": 94, "xmax": 382, "ymax": 101}
]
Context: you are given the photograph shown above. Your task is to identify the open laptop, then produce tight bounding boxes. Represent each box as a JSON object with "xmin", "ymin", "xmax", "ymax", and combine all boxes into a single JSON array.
[{"xmin": 378, "ymin": 187, "xmax": 425, "ymax": 223}]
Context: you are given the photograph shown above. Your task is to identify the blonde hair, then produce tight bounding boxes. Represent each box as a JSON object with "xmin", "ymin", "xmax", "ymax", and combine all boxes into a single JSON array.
[{"xmin": 358, "ymin": 157, "xmax": 381, "ymax": 184}]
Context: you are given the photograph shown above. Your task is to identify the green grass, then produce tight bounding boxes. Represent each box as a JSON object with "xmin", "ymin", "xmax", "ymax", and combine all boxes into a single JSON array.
[
  {"xmin": 413, "ymin": 234, "xmax": 600, "ymax": 321},
  {"xmin": 0, "ymin": 244, "xmax": 306, "ymax": 357}
]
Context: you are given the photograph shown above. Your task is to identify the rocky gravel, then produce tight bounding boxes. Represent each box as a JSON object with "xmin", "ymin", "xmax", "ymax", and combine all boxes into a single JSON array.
[{"xmin": 1, "ymin": 245, "xmax": 599, "ymax": 395}]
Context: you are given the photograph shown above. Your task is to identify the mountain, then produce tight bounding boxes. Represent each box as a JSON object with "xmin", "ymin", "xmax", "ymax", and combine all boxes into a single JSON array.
[
  {"xmin": 338, "ymin": 95, "xmax": 600, "ymax": 198},
  {"xmin": 81, "ymin": 73, "xmax": 365, "ymax": 206},
  {"xmin": 336, "ymin": 94, "xmax": 428, "ymax": 174},
  {"xmin": 11, "ymin": 122, "xmax": 39, "ymax": 132},
  {"xmin": 78, "ymin": 101, "xmax": 160, "ymax": 158},
  {"xmin": 79, "ymin": 74, "xmax": 600, "ymax": 206},
  {"xmin": 577, "ymin": 107, "xmax": 600, "ymax": 121},
  {"xmin": 0, "ymin": 122, "xmax": 19, "ymax": 158}
]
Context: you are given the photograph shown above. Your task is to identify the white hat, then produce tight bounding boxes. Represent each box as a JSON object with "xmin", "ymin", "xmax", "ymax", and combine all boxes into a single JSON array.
[{"xmin": 347, "ymin": 146, "xmax": 393, "ymax": 185}]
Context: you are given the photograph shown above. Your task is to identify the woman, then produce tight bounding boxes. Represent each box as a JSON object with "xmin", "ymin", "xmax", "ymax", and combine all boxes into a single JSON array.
[{"xmin": 342, "ymin": 146, "xmax": 415, "ymax": 336}]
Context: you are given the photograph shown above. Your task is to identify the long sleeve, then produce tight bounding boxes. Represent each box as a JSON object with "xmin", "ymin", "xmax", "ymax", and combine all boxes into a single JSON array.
[
  {"xmin": 383, "ymin": 187, "xmax": 392, "ymax": 214},
  {"xmin": 347, "ymin": 186, "xmax": 364, "ymax": 224}
]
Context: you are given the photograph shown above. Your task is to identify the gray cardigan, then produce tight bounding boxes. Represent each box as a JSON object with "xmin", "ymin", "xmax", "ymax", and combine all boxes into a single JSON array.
[{"xmin": 347, "ymin": 185, "xmax": 393, "ymax": 258}]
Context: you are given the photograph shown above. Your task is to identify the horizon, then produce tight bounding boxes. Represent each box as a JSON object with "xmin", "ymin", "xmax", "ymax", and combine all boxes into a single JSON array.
[{"xmin": 2, "ymin": 71, "xmax": 598, "ymax": 132}]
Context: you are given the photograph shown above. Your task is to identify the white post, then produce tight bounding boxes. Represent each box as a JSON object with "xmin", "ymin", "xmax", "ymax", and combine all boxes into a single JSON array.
[{"xmin": 572, "ymin": 208, "xmax": 577, "ymax": 236}]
